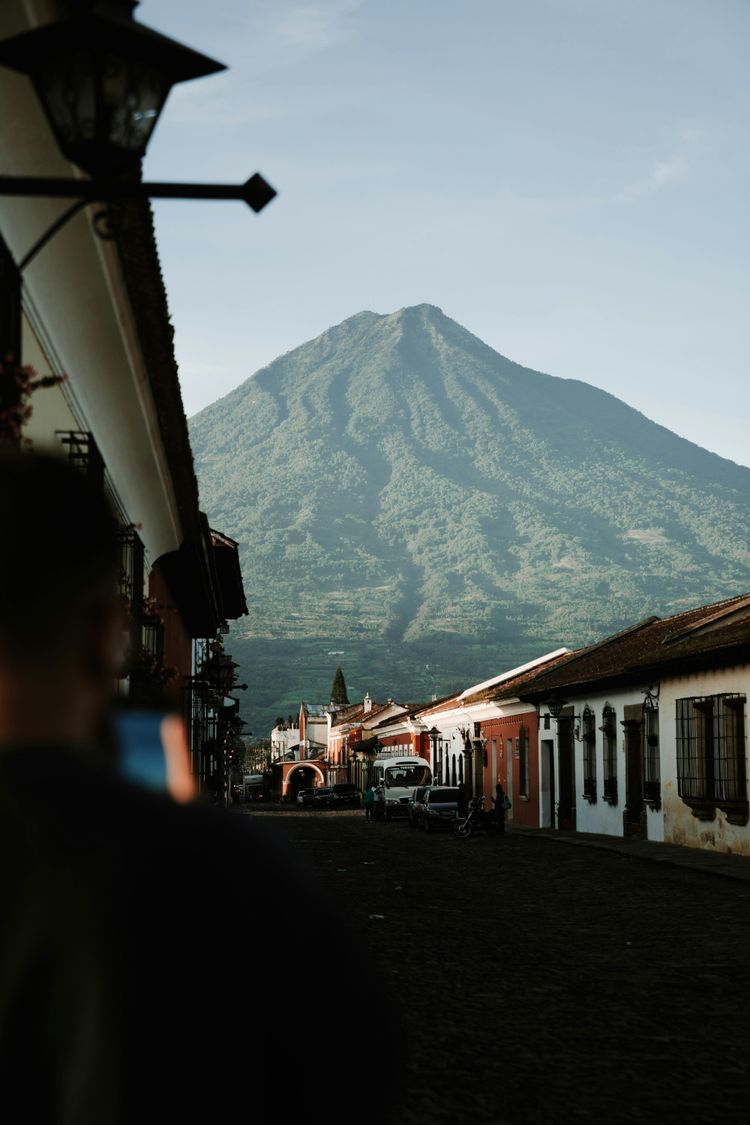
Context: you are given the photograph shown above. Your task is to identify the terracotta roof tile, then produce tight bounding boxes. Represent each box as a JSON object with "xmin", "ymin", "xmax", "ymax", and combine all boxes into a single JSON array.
[
  {"xmin": 330, "ymin": 701, "xmax": 394, "ymax": 730},
  {"xmin": 629, "ymin": 612, "xmax": 750, "ymax": 677},
  {"xmin": 412, "ymin": 695, "xmax": 464, "ymax": 719},
  {"xmin": 370, "ymin": 709, "xmax": 413, "ymax": 731},
  {"xmin": 523, "ymin": 592, "xmax": 750, "ymax": 698},
  {"xmin": 461, "ymin": 651, "xmax": 575, "ymax": 704}
]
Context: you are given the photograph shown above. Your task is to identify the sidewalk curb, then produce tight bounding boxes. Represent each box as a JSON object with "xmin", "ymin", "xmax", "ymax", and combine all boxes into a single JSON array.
[{"xmin": 514, "ymin": 827, "xmax": 750, "ymax": 886}]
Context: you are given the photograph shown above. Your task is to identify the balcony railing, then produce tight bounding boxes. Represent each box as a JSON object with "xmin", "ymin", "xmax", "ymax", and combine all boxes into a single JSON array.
[{"xmin": 58, "ymin": 430, "xmax": 105, "ymax": 489}]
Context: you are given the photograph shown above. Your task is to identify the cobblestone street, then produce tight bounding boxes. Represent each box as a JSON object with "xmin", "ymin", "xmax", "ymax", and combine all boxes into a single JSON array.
[{"xmin": 244, "ymin": 808, "xmax": 750, "ymax": 1124}]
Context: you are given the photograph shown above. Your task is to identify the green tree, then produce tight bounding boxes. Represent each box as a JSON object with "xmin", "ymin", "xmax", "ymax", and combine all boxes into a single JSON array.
[{"xmin": 330, "ymin": 665, "xmax": 349, "ymax": 705}]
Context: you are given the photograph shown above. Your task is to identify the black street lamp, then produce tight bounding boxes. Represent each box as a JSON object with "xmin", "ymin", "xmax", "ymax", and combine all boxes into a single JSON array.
[
  {"xmin": 204, "ymin": 653, "xmax": 239, "ymax": 694},
  {"xmin": 461, "ymin": 729, "xmax": 473, "ymax": 798},
  {"xmin": 471, "ymin": 731, "xmax": 487, "ymax": 799},
  {"xmin": 0, "ymin": 1, "xmax": 276, "ymax": 268},
  {"xmin": 427, "ymin": 726, "xmax": 440, "ymax": 784},
  {"xmin": 0, "ymin": 2, "xmax": 224, "ymax": 178},
  {"xmin": 547, "ymin": 698, "xmax": 567, "ymax": 720}
]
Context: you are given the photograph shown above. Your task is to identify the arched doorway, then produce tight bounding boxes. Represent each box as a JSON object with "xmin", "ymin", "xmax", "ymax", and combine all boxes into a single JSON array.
[{"xmin": 285, "ymin": 763, "xmax": 325, "ymax": 800}]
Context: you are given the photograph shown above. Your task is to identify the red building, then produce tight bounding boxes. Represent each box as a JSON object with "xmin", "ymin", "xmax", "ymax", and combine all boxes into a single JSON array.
[{"xmin": 415, "ymin": 650, "xmax": 570, "ymax": 826}]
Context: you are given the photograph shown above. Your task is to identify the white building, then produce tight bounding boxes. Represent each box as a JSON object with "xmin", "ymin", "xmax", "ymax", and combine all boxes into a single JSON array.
[
  {"xmin": 633, "ymin": 603, "xmax": 750, "ymax": 854},
  {"xmin": 524, "ymin": 594, "xmax": 750, "ymax": 851}
]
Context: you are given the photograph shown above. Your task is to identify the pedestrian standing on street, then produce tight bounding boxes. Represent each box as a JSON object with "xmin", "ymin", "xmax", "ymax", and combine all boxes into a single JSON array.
[
  {"xmin": 492, "ymin": 782, "xmax": 508, "ymax": 835},
  {"xmin": 0, "ymin": 451, "xmax": 394, "ymax": 1124},
  {"xmin": 457, "ymin": 781, "xmax": 468, "ymax": 819},
  {"xmin": 363, "ymin": 782, "xmax": 375, "ymax": 820},
  {"xmin": 373, "ymin": 783, "xmax": 384, "ymax": 821}
]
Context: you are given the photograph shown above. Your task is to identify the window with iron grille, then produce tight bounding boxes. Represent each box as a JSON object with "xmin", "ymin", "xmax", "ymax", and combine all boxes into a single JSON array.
[
  {"xmin": 519, "ymin": 724, "xmax": 530, "ymax": 798},
  {"xmin": 582, "ymin": 706, "xmax": 597, "ymax": 801},
  {"xmin": 643, "ymin": 697, "xmax": 661, "ymax": 807},
  {"xmin": 676, "ymin": 694, "xmax": 747, "ymax": 824},
  {"xmin": 118, "ymin": 526, "xmax": 144, "ymax": 602},
  {"xmin": 142, "ymin": 617, "xmax": 165, "ymax": 664},
  {"xmin": 117, "ymin": 525, "xmax": 145, "ymax": 659},
  {"xmin": 600, "ymin": 704, "xmax": 618, "ymax": 804},
  {"xmin": 57, "ymin": 430, "xmax": 105, "ymax": 490}
]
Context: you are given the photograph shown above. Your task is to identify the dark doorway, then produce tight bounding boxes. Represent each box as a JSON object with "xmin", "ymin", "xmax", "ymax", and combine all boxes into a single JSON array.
[
  {"xmin": 556, "ymin": 717, "xmax": 576, "ymax": 830},
  {"xmin": 541, "ymin": 739, "xmax": 555, "ymax": 828},
  {"xmin": 623, "ymin": 708, "xmax": 646, "ymax": 838},
  {"xmin": 289, "ymin": 766, "xmax": 320, "ymax": 798}
]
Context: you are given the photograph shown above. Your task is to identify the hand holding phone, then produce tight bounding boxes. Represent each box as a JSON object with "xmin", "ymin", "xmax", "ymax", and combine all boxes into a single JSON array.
[{"xmin": 116, "ymin": 710, "xmax": 196, "ymax": 803}]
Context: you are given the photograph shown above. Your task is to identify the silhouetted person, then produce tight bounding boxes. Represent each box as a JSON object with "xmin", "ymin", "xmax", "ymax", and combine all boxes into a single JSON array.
[
  {"xmin": 0, "ymin": 452, "xmax": 391, "ymax": 1124},
  {"xmin": 492, "ymin": 783, "xmax": 508, "ymax": 835},
  {"xmin": 457, "ymin": 781, "xmax": 469, "ymax": 818}
]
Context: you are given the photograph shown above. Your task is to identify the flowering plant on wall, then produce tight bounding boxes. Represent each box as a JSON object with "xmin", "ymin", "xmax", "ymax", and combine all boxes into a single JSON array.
[
  {"xmin": 0, "ymin": 359, "xmax": 66, "ymax": 447},
  {"xmin": 128, "ymin": 644, "xmax": 177, "ymax": 693}
]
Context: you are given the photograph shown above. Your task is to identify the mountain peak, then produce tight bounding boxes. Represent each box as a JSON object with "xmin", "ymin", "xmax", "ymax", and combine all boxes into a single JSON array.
[
  {"xmin": 332, "ymin": 303, "xmax": 455, "ymax": 339},
  {"xmin": 394, "ymin": 302, "xmax": 446, "ymax": 318},
  {"xmin": 383, "ymin": 303, "xmax": 457, "ymax": 335}
]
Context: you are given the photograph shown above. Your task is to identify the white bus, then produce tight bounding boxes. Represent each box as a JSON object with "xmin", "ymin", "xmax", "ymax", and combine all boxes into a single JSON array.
[{"xmin": 371, "ymin": 755, "xmax": 432, "ymax": 820}]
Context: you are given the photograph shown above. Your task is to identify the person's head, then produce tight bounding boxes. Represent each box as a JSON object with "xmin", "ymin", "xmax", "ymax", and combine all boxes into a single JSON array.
[{"xmin": 0, "ymin": 450, "xmax": 121, "ymax": 746}]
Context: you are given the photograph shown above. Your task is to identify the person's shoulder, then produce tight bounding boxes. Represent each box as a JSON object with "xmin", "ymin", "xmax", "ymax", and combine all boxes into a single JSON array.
[{"xmin": 0, "ymin": 747, "xmax": 275, "ymax": 862}]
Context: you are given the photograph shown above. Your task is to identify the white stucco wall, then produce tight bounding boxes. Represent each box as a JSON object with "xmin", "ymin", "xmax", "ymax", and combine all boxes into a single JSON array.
[
  {"xmin": 539, "ymin": 687, "xmax": 665, "ymax": 841},
  {"xmin": 0, "ymin": 7, "xmax": 187, "ymax": 561},
  {"xmin": 20, "ymin": 316, "xmax": 81, "ymax": 449},
  {"xmin": 419, "ymin": 716, "xmax": 466, "ymax": 783},
  {"xmin": 660, "ymin": 664, "xmax": 750, "ymax": 855}
]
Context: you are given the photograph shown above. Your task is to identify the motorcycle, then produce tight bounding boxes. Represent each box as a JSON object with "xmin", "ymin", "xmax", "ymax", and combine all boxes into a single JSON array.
[{"xmin": 453, "ymin": 796, "xmax": 498, "ymax": 839}]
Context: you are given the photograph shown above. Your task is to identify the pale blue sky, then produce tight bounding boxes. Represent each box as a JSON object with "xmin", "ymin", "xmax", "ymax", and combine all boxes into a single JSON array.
[{"xmin": 142, "ymin": 0, "xmax": 750, "ymax": 467}]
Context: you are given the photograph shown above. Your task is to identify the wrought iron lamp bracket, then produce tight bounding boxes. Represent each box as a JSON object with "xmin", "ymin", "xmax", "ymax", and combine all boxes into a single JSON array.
[
  {"xmin": 1, "ymin": 173, "xmax": 277, "ymax": 273},
  {"xmin": 642, "ymin": 684, "xmax": 660, "ymax": 709}
]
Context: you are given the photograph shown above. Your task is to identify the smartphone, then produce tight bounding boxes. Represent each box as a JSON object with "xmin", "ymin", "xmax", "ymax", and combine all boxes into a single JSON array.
[{"xmin": 115, "ymin": 710, "xmax": 196, "ymax": 803}]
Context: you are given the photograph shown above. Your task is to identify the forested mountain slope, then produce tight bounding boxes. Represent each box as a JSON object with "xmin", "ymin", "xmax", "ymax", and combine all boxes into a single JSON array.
[{"xmin": 190, "ymin": 304, "xmax": 750, "ymax": 732}]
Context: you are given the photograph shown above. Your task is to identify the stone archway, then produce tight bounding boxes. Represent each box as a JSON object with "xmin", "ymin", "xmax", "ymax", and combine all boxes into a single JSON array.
[{"xmin": 283, "ymin": 762, "xmax": 326, "ymax": 800}]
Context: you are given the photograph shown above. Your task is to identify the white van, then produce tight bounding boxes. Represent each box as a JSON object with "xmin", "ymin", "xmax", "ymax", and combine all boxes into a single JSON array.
[{"xmin": 370, "ymin": 755, "xmax": 432, "ymax": 820}]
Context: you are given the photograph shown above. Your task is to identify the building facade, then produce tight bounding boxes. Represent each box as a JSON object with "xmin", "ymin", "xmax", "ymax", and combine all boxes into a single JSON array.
[
  {"xmin": 524, "ymin": 594, "xmax": 750, "ymax": 852},
  {"xmin": 0, "ymin": 0, "xmax": 248, "ymax": 797}
]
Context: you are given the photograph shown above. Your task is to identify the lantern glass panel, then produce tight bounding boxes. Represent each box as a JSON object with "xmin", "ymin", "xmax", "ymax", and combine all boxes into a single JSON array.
[
  {"xmin": 103, "ymin": 53, "xmax": 168, "ymax": 155},
  {"xmin": 35, "ymin": 50, "xmax": 97, "ymax": 151},
  {"xmin": 34, "ymin": 48, "xmax": 168, "ymax": 175},
  {"xmin": 0, "ymin": 10, "xmax": 224, "ymax": 176}
]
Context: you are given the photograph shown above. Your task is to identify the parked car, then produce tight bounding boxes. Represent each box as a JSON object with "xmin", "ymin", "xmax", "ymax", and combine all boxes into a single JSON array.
[
  {"xmin": 332, "ymin": 783, "xmax": 360, "ymax": 808},
  {"xmin": 311, "ymin": 786, "xmax": 335, "ymax": 808},
  {"xmin": 408, "ymin": 786, "xmax": 430, "ymax": 827},
  {"xmin": 418, "ymin": 786, "xmax": 460, "ymax": 832},
  {"xmin": 296, "ymin": 788, "xmax": 317, "ymax": 807}
]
